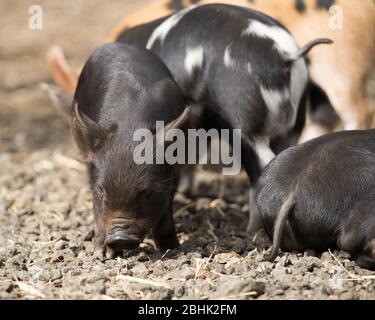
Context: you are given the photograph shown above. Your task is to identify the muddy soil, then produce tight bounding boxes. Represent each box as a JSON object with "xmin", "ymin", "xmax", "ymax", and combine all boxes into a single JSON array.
[{"xmin": 0, "ymin": 0, "xmax": 374, "ymax": 300}]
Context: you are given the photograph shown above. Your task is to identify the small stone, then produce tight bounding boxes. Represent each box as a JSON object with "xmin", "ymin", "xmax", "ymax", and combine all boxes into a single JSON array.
[
  {"xmin": 276, "ymin": 255, "xmax": 287, "ymax": 268},
  {"xmin": 51, "ymin": 254, "xmax": 64, "ymax": 263},
  {"xmin": 214, "ymin": 253, "xmax": 235, "ymax": 264},
  {"xmin": 321, "ymin": 252, "xmax": 333, "ymax": 262},
  {"xmin": 273, "ymin": 289, "xmax": 285, "ymax": 296},
  {"xmin": 272, "ymin": 267, "xmax": 287, "ymax": 279},
  {"xmin": 0, "ymin": 281, "xmax": 14, "ymax": 293},
  {"xmin": 224, "ymin": 266, "xmax": 235, "ymax": 275},
  {"xmin": 305, "ymin": 257, "xmax": 322, "ymax": 272},
  {"xmin": 339, "ymin": 291, "xmax": 358, "ymax": 300},
  {"xmin": 15, "ymin": 270, "xmax": 28, "ymax": 281},
  {"xmin": 83, "ymin": 280, "xmax": 106, "ymax": 294},
  {"xmin": 187, "ymin": 252, "xmax": 202, "ymax": 260},
  {"xmin": 130, "ymin": 263, "xmax": 149, "ymax": 277},
  {"xmin": 54, "ymin": 240, "xmax": 68, "ymax": 250},
  {"xmin": 304, "ymin": 249, "xmax": 316, "ymax": 257},
  {"xmin": 195, "ymin": 198, "xmax": 211, "ymax": 211},
  {"xmin": 84, "ymin": 230, "xmax": 95, "ymax": 241},
  {"xmin": 241, "ymin": 204, "xmax": 249, "ymax": 214},
  {"xmin": 213, "ymin": 279, "xmax": 266, "ymax": 299},
  {"xmin": 173, "ymin": 192, "xmax": 190, "ymax": 205},
  {"xmin": 37, "ymin": 270, "xmax": 50, "ymax": 282},
  {"xmin": 50, "ymin": 269, "xmax": 62, "ymax": 281},
  {"xmin": 287, "ymin": 254, "xmax": 299, "ymax": 265},
  {"xmin": 137, "ymin": 252, "xmax": 149, "ymax": 262}
]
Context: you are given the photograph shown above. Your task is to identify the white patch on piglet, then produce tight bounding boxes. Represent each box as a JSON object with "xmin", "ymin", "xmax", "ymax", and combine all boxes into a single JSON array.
[
  {"xmin": 246, "ymin": 62, "xmax": 253, "ymax": 74},
  {"xmin": 242, "ymin": 20, "xmax": 299, "ymax": 57},
  {"xmin": 290, "ymin": 59, "xmax": 308, "ymax": 125},
  {"xmin": 242, "ymin": 20, "xmax": 308, "ymax": 126},
  {"xmin": 260, "ymin": 86, "xmax": 289, "ymax": 115},
  {"xmin": 253, "ymin": 137, "xmax": 275, "ymax": 168},
  {"xmin": 146, "ymin": 5, "xmax": 197, "ymax": 49},
  {"xmin": 184, "ymin": 46, "xmax": 204, "ymax": 76},
  {"xmin": 224, "ymin": 45, "xmax": 237, "ymax": 69}
]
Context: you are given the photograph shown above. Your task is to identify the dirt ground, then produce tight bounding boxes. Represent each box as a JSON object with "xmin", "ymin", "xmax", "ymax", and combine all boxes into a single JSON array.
[{"xmin": 0, "ymin": 0, "xmax": 374, "ymax": 300}]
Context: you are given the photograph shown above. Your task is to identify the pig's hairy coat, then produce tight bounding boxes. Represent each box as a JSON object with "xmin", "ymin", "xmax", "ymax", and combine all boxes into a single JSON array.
[
  {"xmin": 256, "ymin": 129, "xmax": 375, "ymax": 269},
  {"xmin": 73, "ymin": 43, "xmax": 190, "ymax": 254}
]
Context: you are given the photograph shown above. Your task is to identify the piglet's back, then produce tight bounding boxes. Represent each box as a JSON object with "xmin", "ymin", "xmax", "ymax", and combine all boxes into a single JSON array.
[{"xmin": 256, "ymin": 129, "xmax": 375, "ymax": 246}]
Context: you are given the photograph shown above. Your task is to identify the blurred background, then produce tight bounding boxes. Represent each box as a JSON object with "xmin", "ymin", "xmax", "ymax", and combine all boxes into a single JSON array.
[
  {"xmin": 2, "ymin": 0, "xmax": 375, "ymax": 153},
  {"xmin": 0, "ymin": 0, "xmax": 147, "ymax": 153}
]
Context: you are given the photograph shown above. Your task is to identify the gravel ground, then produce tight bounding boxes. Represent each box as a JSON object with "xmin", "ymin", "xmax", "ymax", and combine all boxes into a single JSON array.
[
  {"xmin": 1, "ymin": 149, "xmax": 375, "ymax": 300},
  {"xmin": 1, "ymin": 0, "xmax": 374, "ymax": 300}
]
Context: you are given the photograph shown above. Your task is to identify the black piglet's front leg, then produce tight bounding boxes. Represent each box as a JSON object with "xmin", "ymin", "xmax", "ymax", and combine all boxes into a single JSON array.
[
  {"xmin": 152, "ymin": 209, "xmax": 179, "ymax": 251},
  {"xmin": 152, "ymin": 184, "xmax": 180, "ymax": 251}
]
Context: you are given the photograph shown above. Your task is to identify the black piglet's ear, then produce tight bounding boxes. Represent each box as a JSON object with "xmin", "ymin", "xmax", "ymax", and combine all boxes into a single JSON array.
[{"xmin": 71, "ymin": 103, "xmax": 117, "ymax": 161}]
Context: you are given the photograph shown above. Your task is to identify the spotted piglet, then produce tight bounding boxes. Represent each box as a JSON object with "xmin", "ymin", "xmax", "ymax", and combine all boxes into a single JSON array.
[{"xmin": 115, "ymin": 4, "xmax": 332, "ymax": 233}]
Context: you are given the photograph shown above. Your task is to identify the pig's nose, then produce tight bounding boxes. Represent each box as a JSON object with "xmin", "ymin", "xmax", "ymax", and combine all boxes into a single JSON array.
[{"xmin": 105, "ymin": 229, "xmax": 141, "ymax": 251}]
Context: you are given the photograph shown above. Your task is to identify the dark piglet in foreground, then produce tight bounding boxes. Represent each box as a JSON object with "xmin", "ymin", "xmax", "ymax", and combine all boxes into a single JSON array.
[
  {"xmin": 256, "ymin": 129, "xmax": 375, "ymax": 269},
  {"xmin": 72, "ymin": 43, "xmax": 192, "ymax": 257}
]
